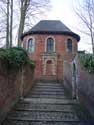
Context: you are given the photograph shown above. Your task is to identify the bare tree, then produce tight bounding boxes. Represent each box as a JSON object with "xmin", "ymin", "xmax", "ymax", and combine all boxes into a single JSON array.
[
  {"xmin": 6, "ymin": 0, "xmax": 10, "ymax": 48},
  {"xmin": 17, "ymin": 0, "xmax": 29, "ymax": 47},
  {"xmin": 0, "ymin": 0, "xmax": 13, "ymax": 48},
  {"xmin": 17, "ymin": 0, "xmax": 50, "ymax": 47},
  {"xmin": 0, "ymin": 1, "xmax": 7, "ymax": 47},
  {"xmin": 75, "ymin": 0, "xmax": 94, "ymax": 54},
  {"xmin": 10, "ymin": 0, "xmax": 13, "ymax": 47},
  {"xmin": 0, "ymin": 0, "xmax": 51, "ymax": 47}
]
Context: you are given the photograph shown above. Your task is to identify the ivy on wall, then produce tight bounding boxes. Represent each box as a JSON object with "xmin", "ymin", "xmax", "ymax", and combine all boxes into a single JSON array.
[
  {"xmin": 0, "ymin": 47, "xmax": 35, "ymax": 70},
  {"xmin": 78, "ymin": 53, "xmax": 94, "ymax": 73}
]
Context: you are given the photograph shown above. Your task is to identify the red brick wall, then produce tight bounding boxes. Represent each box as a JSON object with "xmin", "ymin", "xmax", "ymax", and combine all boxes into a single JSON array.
[
  {"xmin": 23, "ymin": 34, "xmax": 77, "ymax": 58},
  {"xmin": 63, "ymin": 55, "xmax": 94, "ymax": 117},
  {"xmin": 0, "ymin": 61, "xmax": 34, "ymax": 123},
  {"xmin": 76, "ymin": 56, "xmax": 94, "ymax": 116},
  {"xmin": 23, "ymin": 34, "xmax": 77, "ymax": 80},
  {"xmin": 23, "ymin": 65, "xmax": 34, "ymax": 96}
]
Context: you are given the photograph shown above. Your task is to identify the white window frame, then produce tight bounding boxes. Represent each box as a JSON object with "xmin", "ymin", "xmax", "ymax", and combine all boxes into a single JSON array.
[
  {"xmin": 45, "ymin": 36, "xmax": 55, "ymax": 52},
  {"xmin": 66, "ymin": 37, "xmax": 73, "ymax": 53},
  {"xmin": 26, "ymin": 36, "xmax": 35, "ymax": 53}
]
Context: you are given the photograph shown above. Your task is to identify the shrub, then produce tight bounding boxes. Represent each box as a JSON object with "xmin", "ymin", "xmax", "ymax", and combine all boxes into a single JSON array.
[
  {"xmin": 0, "ymin": 47, "xmax": 35, "ymax": 70},
  {"xmin": 79, "ymin": 53, "xmax": 94, "ymax": 73}
]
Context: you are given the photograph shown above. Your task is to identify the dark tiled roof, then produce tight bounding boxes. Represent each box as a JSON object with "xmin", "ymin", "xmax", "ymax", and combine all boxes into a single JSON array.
[
  {"xmin": 21, "ymin": 20, "xmax": 80, "ymax": 41},
  {"xmin": 31, "ymin": 20, "xmax": 72, "ymax": 32}
]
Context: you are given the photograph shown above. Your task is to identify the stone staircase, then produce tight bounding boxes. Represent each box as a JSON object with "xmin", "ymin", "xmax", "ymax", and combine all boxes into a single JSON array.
[{"xmin": 2, "ymin": 82, "xmax": 92, "ymax": 125}]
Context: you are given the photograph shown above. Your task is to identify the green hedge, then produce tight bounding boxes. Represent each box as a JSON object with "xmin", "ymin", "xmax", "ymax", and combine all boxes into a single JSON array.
[
  {"xmin": 79, "ymin": 53, "xmax": 94, "ymax": 73},
  {"xmin": 0, "ymin": 47, "xmax": 35, "ymax": 70}
]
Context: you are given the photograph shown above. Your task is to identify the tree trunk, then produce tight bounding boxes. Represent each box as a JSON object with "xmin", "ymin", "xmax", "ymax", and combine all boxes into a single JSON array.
[
  {"xmin": 17, "ymin": 10, "xmax": 26, "ymax": 47},
  {"xmin": 90, "ymin": 30, "xmax": 94, "ymax": 54},
  {"xmin": 92, "ymin": 38, "xmax": 94, "ymax": 54},
  {"xmin": 10, "ymin": 0, "xmax": 13, "ymax": 47},
  {"xmin": 6, "ymin": 0, "xmax": 10, "ymax": 48},
  {"xmin": 17, "ymin": 0, "xmax": 28, "ymax": 47}
]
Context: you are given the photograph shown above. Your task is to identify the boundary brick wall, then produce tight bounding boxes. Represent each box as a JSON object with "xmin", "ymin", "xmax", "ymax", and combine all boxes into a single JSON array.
[
  {"xmin": 0, "ymin": 61, "xmax": 34, "ymax": 123},
  {"xmin": 76, "ymin": 56, "xmax": 94, "ymax": 117},
  {"xmin": 63, "ymin": 55, "xmax": 94, "ymax": 117}
]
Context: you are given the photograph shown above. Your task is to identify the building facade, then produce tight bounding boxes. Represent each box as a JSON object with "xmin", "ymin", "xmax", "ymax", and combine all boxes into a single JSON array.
[{"xmin": 21, "ymin": 20, "xmax": 80, "ymax": 81}]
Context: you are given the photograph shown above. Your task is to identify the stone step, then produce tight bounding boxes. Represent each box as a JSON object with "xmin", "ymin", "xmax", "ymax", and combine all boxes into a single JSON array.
[
  {"xmin": 22, "ymin": 98, "xmax": 79, "ymax": 105},
  {"xmin": 7, "ymin": 111, "xmax": 79, "ymax": 122},
  {"xmin": 35, "ymin": 82, "xmax": 63, "ymax": 85},
  {"xmin": 2, "ymin": 120, "xmax": 85, "ymax": 125},
  {"xmin": 27, "ymin": 94, "xmax": 66, "ymax": 98},
  {"xmin": 33, "ymin": 86, "xmax": 64, "ymax": 89},
  {"xmin": 32, "ymin": 88, "xmax": 64, "ymax": 92},
  {"xmin": 35, "ymin": 85, "xmax": 63, "ymax": 88},
  {"xmin": 31, "ymin": 89, "xmax": 64, "ymax": 93},
  {"xmin": 15, "ymin": 103, "xmax": 74, "ymax": 112},
  {"xmin": 35, "ymin": 83, "xmax": 64, "ymax": 88},
  {"xmin": 29, "ymin": 91, "xmax": 64, "ymax": 95},
  {"xmin": 32, "ymin": 85, "xmax": 64, "ymax": 88}
]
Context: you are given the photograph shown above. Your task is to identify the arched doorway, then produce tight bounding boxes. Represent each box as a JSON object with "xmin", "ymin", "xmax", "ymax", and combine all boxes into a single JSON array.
[
  {"xmin": 46, "ymin": 60, "xmax": 53, "ymax": 76},
  {"xmin": 72, "ymin": 62, "xmax": 78, "ymax": 99}
]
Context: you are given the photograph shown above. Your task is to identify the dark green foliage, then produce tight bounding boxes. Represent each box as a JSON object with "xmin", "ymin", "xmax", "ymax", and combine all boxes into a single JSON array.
[
  {"xmin": 0, "ymin": 47, "xmax": 35, "ymax": 70},
  {"xmin": 79, "ymin": 53, "xmax": 94, "ymax": 73}
]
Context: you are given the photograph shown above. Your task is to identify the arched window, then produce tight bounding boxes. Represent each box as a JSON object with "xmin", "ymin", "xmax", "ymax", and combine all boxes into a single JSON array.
[
  {"xmin": 46, "ymin": 38, "xmax": 54, "ymax": 52},
  {"xmin": 27, "ymin": 38, "xmax": 34, "ymax": 53},
  {"xmin": 67, "ymin": 38, "xmax": 72, "ymax": 52}
]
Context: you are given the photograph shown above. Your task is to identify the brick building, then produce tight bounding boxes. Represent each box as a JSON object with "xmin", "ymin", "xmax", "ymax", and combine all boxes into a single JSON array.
[{"xmin": 21, "ymin": 20, "xmax": 80, "ymax": 81}]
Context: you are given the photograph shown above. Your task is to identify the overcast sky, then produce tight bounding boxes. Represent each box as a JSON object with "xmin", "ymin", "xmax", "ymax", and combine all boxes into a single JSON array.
[{"xmin": 45, "ymin": 0, "xmax": 92, "ymax": 53}]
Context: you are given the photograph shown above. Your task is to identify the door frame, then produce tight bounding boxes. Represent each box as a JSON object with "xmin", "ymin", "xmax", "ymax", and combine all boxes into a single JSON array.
[{"xmin": 72, "ymin": 59, "xmax": 78, "ymax": 99}]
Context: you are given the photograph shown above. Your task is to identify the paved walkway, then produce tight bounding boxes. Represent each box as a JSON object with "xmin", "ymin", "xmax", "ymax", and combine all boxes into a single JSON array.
[{"xmin": 2, "ymin": 82, "xmax": 92, "ymax": 125}]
